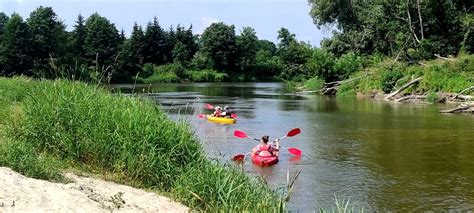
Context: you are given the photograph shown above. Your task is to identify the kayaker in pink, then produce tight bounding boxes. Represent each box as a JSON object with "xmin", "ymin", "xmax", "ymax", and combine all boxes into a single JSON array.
[{"xmin": 252, "ymin": 135, "xmax": 280, "ymax": 157}]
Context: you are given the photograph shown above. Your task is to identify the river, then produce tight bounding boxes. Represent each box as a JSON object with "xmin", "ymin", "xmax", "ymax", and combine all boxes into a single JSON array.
[{"xmin": 115, "ymin": 82, "xmax": 474, "ymax": 211}]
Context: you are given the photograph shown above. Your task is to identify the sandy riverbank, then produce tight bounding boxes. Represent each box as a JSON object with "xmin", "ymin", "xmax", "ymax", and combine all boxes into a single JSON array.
[{"xmin": 0, "ymin": 167, "xmax": 188, "ymax": 212}]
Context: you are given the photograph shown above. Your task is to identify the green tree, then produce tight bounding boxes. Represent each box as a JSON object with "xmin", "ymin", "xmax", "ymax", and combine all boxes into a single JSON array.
[
  {"xmin": 71, "ymin": 14, "xmax": 86, "ymax": 59},
  {"xmin": 174, "ymin": 25, "xmax": 198, "ymax": 64},
  {"xmin": 200, "ymin": 22, "xmax": 237, "ymax": 71},
  {"xmin": 27, "ymin": 6, "xmax": 67, "ymax": 77},
  {"xmin": 0, "ymin": 12, "xmax": 9, "ymax": 38},
  {"xmin": 143, "ymin": 17, "xmax": 166, "ymax": 65},
  {"xmin": 83, "ymin": 13, "xmax": 120, "ymax": 74},
  {"xmin": 305, "ymin": 48, "xmax": 335, "ymax": 82},
  {"xmin": 130, "ymin": 23, "xmax": 146, "ymax": 64},
  {"xmin": 173, "ymin": 41, "xmax": 188, "ymax": 65},
  {"xmin": 236, "ymin": 27, "xmax": 259, "ymax": 74},
  {"xmin": 308, "ymin": 0, "xmax": 473, "ymax": 58},
  {"xmin": 0, "ymin": 13, "xmax": 33, "ymax": 76},
  {"xmin": 257, "ymin": 39, "xmax": 277, "ymax": 55},
  {"xmin": 254, "ymin": 50, "xmax": 285, "ymax": 81}
]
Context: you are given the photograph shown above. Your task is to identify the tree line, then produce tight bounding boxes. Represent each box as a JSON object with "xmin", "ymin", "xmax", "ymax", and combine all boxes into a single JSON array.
[
  {"xmin": 0, "ymin": 2, "xmax": 472, "ymax": 84},
  {"xmin": 0, "ymin": 7, "xmax": 311, "ymax": 83}
]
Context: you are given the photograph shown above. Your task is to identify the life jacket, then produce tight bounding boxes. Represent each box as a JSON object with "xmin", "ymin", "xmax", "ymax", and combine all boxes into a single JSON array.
[{"xmin": 257, "ymin": 144, "xmax": 274, "ymax": 156}]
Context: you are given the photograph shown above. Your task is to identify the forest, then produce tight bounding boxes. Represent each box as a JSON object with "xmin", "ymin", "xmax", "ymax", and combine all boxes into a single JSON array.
[{"xmin": 0, "ymin": 1, "xmax": 473, "ymax": 87}]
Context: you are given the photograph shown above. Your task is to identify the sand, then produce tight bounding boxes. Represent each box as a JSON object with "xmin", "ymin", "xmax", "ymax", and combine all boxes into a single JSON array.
[{"xmin": 0, "ymin": 167, "xmax": 188, "ymax": 212}]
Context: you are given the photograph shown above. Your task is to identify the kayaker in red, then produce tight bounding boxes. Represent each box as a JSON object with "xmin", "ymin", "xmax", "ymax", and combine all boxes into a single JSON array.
[{"xmin": 252, "ymin": 135, "xmax": 280, "ymax": 157}]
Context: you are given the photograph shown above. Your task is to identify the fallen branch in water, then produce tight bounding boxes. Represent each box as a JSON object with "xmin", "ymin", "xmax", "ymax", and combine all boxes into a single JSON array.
[
  {"xmin": 459, "ymin": 86, "xmax": 474, "ymax": 94},
  {"xmin": 385, "ymin": 77, "xmax": 423, "ymax": 101},
  {"xmin": 439, "ymin": 103, "xmax": 474, "ymax": 113},
  {"xmin": 395, "ymin": 95, "xmax": 427, "ymax": 102},
  {"xmin": 321, "ymin": 72, "xmax": 372, "ymax": 95}
]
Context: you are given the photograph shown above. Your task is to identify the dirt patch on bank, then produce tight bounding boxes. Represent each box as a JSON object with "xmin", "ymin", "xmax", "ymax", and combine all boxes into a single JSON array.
[{"xmin": 0, "ymin": 167, "xmax": 188, "ymax": 212}]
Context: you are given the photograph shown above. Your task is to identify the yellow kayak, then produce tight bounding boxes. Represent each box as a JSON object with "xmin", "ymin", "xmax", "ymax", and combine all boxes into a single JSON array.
[{"xmin": 206, "ymin": 115, "xmax": 236, "ymax": 124}]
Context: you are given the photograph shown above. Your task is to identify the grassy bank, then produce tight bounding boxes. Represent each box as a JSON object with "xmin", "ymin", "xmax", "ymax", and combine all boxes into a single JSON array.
[
  {"xmin": 299, "ymin": 54, "xmax": 474, "ymax": 101},
  {"xmin": 0, "ymin": 77, "xmax": 280, "ymax": 211}
]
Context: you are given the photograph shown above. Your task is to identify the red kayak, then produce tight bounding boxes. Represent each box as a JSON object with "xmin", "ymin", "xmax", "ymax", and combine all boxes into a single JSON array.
[{"xmin": 250, "ymin": 153, "xmax": 278, "ymax": 167}]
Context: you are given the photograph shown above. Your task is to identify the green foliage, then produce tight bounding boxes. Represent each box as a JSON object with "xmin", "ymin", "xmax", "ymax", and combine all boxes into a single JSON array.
[
  {"xmin": 0, "ymin": 140, "xmax": 65, "ymax": 182},
  {"xmin": 141, "ymin": 64, "xmax": 182, "ymax": 83},
  {"xmin": 306, "ymin": 48, "xmax": 335, "ymax": 81},
  {"xmin": 426, "ymin": 91, "xmax": 439, "ymax": 103},
  {"xmin": 185, "ymin": 69, "xmax": 228, "ymax": 82},
  {"xmin": 254, "ymin": 50, "xmax": 285, "ymax": 81},
  {"xmin": 172, "ymin": 162, "xmax": 278, "ymax": 211},
  {"xmin": 308, "ymin": 0, "xmax": 473, "ymax": 59},
  {"xmin": 336, "ymin": 55, "xmax": 474, "ymax": 96},
  {"xmin": 200, "ymin": 22, "xmax": 237, "ymax": 71},
  {"xmin": 236, "ymin": 27, "xmax": 259, "ymax": 73},
  {"xmin": 27, "ymin": 6, "xmax": 67, "ymax": 78},
  {"xmin": 304, "ymin": 76, "xmax": 324, "ymax": 91},
  {"xmin": 0, "ymin": 77, "xmax": 280, "ymax": 211},
  {"xmin": 84, "ymin": 13, "xmax": 120, "ymax": 69},
  {"xmin": 332, "ymin": 52, "xmax": 364, "ymax": 81},
  {"xmin": 461, "ymin": 14, "xmax": 474, "ymax": 54},
  {"xmin": 0, "ymin": 13, "xmax": 33, "ymax": 76},
  {"xmin": 336, "ymin": 82, "xmax": 356, "ymax": 98},
  {"xmin": 143, "ymin": 17, "xmax": 167, "ymax": 65},
  {"xmin": 191, "ymin": 51, "xmax": 215, "ymax": 71},
  {"xmin": 0, "ymin": 12, "xmax": 9, "ymax": 38},
  {"xmin": 7, "ymin": 80, "xmax": 203, "ymax": 189},
  {"xmin": 380, "ymin": 68, "xmax": 404, "ymax": 93}
]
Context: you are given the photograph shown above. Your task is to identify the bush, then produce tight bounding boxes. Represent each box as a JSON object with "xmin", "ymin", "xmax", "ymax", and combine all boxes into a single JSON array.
[
  {"xmin": 380, "ymin": 68, "xmax": 404, "ymax": 93},
  {"xmin": 304, "ymin": 77, "xmax": 324, "ymax": 91},
  {"xmin": 140, "ymin": 63, "xmax": 185, "ymax": 83},
  {"xmin": 185, "ymin": 69, "xmax": 228, "ymax": 82},
  {"xmin": 426, "ymin": 91, "xmax": 439, "ymax": 103},
  {"xmin": 333, "ymin": 52, "xmax": 364, "ymax": 81}
]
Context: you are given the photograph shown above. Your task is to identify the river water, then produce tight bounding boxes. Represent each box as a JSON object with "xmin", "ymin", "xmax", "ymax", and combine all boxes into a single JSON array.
[{"xmin": 115, "ymin": 82, "xmax": 474, "ymax": 211}]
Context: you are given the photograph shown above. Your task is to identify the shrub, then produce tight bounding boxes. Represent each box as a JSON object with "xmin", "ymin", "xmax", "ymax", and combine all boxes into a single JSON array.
[
  {"xmin": 185, "ymin": 69, "xmax": 228, "ymax": 82},
  {"xmin": 380, "ymin": 68, "xmax": 404, "ymax": 93},
  {"xmin": 304, "ymin": 77, "xmax": 324, "ymax": 91}
]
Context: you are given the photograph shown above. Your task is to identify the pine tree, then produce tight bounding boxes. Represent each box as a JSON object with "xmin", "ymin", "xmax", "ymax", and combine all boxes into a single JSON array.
[
  {"xmin": 0, "ymin": 13, "xmax": 33, "ymax": 76},
  {"xmin": 143, "ymin": 17, "xmax": 166, "ymax": 65}
]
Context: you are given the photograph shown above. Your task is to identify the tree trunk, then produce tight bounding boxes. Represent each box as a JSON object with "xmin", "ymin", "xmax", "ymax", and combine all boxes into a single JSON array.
[
  {"xmin": 439, "ymin": 104, "xmax": 474, "ymax": 113},
  {"xmin": 385, "ymin": 77, "xmax": 423, "ymax": 101},
  {"xmin": 416, "ymin": 0, "xmax": 424, "ymax": 40}
]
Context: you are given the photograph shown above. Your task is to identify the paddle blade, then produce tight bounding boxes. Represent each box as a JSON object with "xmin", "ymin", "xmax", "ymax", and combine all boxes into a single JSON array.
[
  {"xmin": 197, "ymin": 114, "xmax": 206, "ymax": 119},
  {"xmin": 234, "ymin": 130, "xmax": 248, "ymax": 139},
  {"xmin": 231, "ymin": 113, "xmax": 238, "ymax": 119},
  {"xmin": 232, "ymin": 154, "xmax": 245, "ymax": 161},
  {"xmin": 288, "ymin": 148, "xmax": 302, "ymax": 156},
  {"xmin": 205, "ymin": 103, "xmax": 214, "ymax": 109},
  {"xmin": 287, "ymin": 128, "xmax": 301, "ymax": 137}
]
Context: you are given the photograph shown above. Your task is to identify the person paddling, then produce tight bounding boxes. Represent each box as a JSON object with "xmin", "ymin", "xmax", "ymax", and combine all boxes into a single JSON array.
[
  {"xmin": 251, "ymin": 135, "xmax": 280, "ymax": 157},
  {"xmin": 222, "ymin": 106, "xmax": 232, "ymax": 117},
  {"xmin": 212, "ymin": 106, "xmax": 223, "ymax": 117}
]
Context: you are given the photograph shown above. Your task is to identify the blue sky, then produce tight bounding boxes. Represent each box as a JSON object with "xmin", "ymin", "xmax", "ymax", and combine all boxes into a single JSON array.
[{"xmin": 0, "ymin": 0, "xmax": 331, "ymax": 46}]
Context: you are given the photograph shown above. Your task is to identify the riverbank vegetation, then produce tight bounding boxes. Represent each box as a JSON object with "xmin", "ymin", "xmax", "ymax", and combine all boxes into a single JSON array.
[{"xmin": 0, "ymin": 77, "xmax": 285, "ymax": 211}]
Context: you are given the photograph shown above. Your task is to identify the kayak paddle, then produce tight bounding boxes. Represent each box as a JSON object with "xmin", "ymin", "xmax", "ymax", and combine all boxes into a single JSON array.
[
  {"xmin": 233, "ymin": 129, "xmax": 302, "ymax": 156},
  {"xmin": 205, "ymin": 103, "xmax": 214, "ymax": 109},
  {"xmin": 232, "ymin": 152, "xmax": 250, "ymax": 161},
  {"xmin": 233, "ymin": 130, "xmax": 259, "ymax": 141}
]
